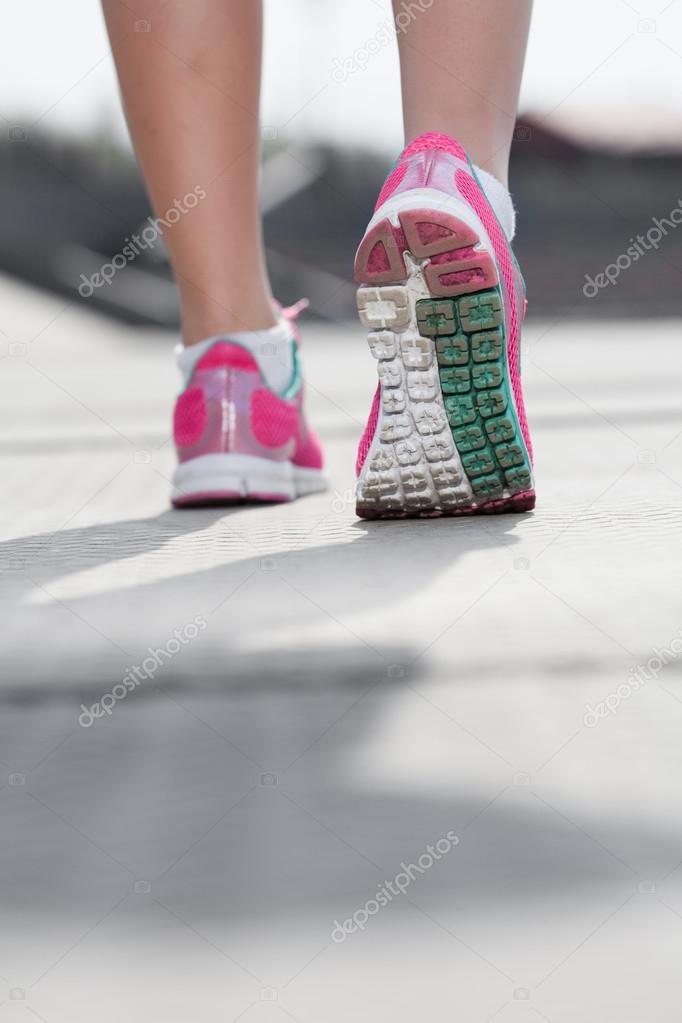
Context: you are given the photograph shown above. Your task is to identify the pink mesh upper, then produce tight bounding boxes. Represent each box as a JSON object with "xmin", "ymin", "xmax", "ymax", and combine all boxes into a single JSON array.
[
  {"xmin": 375, "ymin": 161, "xmax": 408, "ymax": 211},
  {"xmin": 455, "ymin": 169, "xmax": 533, "ymax": 460},
  {"xmin": 293, "ymin": 428, "xmax": 324, "ymax": 469},
  {"xmin": 374, "ymin": 134, "xmax": 468, "ymax": 212},
  {"xmin": 174, "ymin": 386, "xmax": 206, "ymax": 447},
  {"xmin": 403, "ymin": 133, "xmax": 467, "ymax": 161},
  {"xmin": 356, "ymin": 384, "xmax": 381, "ymax": 475},
  {"xmin": 251, "ymin": 388, "xmax": 299, "ymax": 448}
]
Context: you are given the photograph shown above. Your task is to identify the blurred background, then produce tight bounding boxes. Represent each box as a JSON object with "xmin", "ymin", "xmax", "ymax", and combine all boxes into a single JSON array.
[
  {"xmin": 2, "ymin": 0, "xmax": 682, "ymax": 325},
  {"xmin": 3, "ymin": 6, "xmax": 682, "ymax": 1022}
]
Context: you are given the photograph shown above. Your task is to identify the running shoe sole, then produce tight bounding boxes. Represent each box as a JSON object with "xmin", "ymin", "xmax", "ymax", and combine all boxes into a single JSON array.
[{"xmin": 354, "ymin": 189, "xmax": 535, "ymax": 519}]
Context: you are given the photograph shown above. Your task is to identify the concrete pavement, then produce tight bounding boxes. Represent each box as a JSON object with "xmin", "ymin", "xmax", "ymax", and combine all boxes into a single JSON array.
[{"xmin": 1, "ymin": 273, "xmax": 682, "ymax": 1021}]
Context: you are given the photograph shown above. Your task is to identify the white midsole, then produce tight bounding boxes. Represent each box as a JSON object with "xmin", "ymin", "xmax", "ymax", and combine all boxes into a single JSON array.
[{"xmin": 172, "ymin": 453, "xmax": 327, "ymax": 501}]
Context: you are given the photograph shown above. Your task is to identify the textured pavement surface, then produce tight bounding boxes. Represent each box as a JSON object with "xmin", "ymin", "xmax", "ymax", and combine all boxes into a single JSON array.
[{"xmin": 2, "ymin": 272, "xmax": 682, "ymax": 1021}]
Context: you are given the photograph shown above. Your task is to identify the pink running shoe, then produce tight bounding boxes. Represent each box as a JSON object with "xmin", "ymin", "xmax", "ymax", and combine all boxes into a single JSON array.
[
  {"xmin": 354, "ymin": 133, "xmax": 535, "ymax": 519},
  {"xmin": 171, "ymin": 304, "xmax": 326, "ymax": 507}
]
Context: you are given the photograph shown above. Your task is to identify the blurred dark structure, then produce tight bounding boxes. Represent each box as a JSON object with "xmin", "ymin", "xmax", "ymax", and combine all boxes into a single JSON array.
[{"xmin": 1, "ymin": 119, "xmax": 681, "ymax": 325}]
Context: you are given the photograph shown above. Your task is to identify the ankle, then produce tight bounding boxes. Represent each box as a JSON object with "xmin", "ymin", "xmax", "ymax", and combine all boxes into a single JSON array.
[{"xmin": 180, "ymin": 295, "xmax": 278, "ymax": 347}]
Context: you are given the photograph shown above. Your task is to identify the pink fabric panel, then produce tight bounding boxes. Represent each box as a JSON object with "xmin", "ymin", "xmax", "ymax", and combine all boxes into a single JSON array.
[
  {"xmin": 356, "ymin": 384, "xmax": 381, "ymax": 475},
  {"xmin": 173, "ymin": 386, "xmax": 206, "ymax": 447}
]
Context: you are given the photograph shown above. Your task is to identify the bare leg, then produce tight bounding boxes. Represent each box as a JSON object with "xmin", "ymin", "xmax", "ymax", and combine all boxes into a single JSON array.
[
  {"xmin": 102, "ymin": 0, "xmax": 276, "ymax": 344},
  {"xmin": 394, "ymin": 0, "xmax": 533, "ymax": 185}
]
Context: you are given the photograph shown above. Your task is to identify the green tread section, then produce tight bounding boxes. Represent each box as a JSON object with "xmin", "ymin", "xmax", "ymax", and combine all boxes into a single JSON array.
[{"xmin": 417, "ymin": 289, "xmax": 532, "ymax": 500}]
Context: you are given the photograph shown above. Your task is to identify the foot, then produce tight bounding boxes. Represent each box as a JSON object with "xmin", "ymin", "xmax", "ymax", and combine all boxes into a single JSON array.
[
  {"xmin": 354, "ymin": 132, "xmax": 535, "ymax": 519},
  {"xmin": 171, "ymin": 304, "xmax": 326, "ymax": 507}
]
